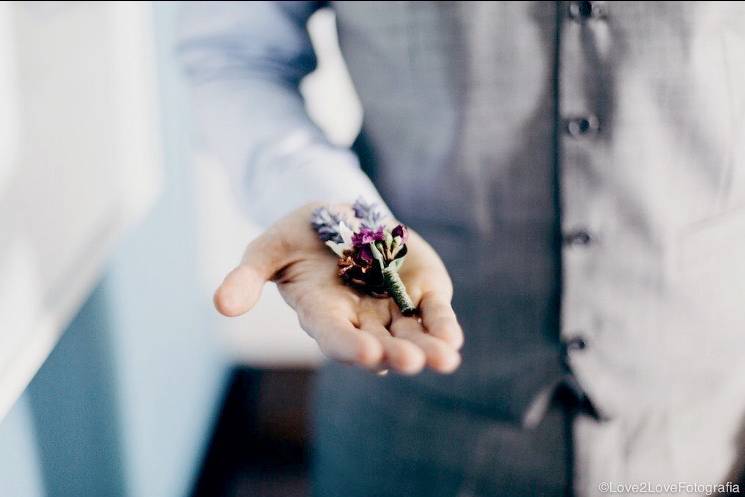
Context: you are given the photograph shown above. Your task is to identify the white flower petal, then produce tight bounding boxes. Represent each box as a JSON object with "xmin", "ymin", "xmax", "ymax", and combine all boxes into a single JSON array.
[
  {"xmin": 325, "ymin": 240, "xmax": 347, "ymax": 257},
  {"xmin": 339, "ymin": 222, "xmax": 355, "ymax": 248}
]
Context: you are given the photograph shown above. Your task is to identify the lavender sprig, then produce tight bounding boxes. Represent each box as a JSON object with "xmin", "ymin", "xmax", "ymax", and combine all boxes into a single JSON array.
[
  {"xmin": 352, "ymin": 197, "xmax": 385, "ymax": 229},
  {"xmin": 311, "ymin": 207, "xmax": 347, "ymax": 243}
]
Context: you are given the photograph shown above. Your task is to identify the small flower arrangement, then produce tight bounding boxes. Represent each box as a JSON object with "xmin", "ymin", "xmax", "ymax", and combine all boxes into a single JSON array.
[{"xmin": 311, "ymin": 198, "xmax": 416, "ymax": 315}]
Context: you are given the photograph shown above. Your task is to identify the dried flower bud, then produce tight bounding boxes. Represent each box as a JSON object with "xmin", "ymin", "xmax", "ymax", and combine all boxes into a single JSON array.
[{"xmin": 391, "ymin": 224, "xmax": 408, "ymax": 243}]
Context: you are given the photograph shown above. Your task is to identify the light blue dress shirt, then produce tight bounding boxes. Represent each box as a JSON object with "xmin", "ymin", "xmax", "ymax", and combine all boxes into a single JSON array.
[{"xmin": 176, "ymin": 1, "xmax": 385, "ymax": 226}]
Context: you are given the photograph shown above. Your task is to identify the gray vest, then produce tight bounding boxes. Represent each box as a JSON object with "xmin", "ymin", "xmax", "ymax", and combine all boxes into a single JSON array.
[
  {"xmin": 335, "ymin": 0, "xmax": 569, "ymax": 421},
  {"xmin": 328, "ymin": 1, "xmax": 745, "ymax": 487}
]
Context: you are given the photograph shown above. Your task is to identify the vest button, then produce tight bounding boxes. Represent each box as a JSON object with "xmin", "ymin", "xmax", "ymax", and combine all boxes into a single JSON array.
[
  {"xmin": 564, "ymin": 336, "xmax": 587, "ymax": 353},
  {"xmin": 563, "ymin": 230, "xmax": 593, "ymax": 246},
  {"xmin": 566, "ymin": 115, "xmax": 599, "ymax": 138},
  {"xmin": 568, "ymin": 1, "xmax": 607, "ymax": 22}
]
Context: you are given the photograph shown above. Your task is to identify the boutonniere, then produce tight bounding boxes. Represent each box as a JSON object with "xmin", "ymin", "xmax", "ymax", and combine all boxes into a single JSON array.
[{"xmin": 311, "ymin": 198, "xmax": 416, "ymax": 315}]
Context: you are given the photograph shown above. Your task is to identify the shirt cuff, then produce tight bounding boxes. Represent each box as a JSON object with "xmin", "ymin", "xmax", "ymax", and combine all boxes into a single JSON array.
[{"xmin": 241, "ymin": 128, "xmax": 389, "ymax": 227}]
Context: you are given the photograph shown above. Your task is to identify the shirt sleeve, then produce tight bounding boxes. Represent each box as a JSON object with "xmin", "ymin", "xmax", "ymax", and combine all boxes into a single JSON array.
[{"xmin": 175, "ymin": 0, "xmax": 388, "ymax": 227}]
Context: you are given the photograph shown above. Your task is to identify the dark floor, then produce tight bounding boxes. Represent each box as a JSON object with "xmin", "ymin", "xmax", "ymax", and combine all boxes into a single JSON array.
[{"xmin": 191, "ymin": 368, "xmax": 315, "ymax": 497}]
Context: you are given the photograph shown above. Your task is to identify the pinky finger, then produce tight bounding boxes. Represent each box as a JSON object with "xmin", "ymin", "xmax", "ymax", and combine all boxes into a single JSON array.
[{"xmin": 419, "ymin": 292, "xmax": 464, "ymax": 350}]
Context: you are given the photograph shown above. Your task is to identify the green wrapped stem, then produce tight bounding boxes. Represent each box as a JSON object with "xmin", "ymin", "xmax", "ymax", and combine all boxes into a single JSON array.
[{"xmin": 383, "ymin": 268, "xmax": 416, "ymax": 316}]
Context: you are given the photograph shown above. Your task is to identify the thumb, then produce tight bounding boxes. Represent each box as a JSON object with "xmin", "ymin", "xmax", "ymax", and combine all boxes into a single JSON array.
[{"xmin": 214, "ymin": 229, "xmax": 289, "ymax": 317}]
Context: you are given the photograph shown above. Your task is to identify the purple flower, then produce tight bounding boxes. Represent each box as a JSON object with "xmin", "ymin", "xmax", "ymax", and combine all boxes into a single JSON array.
[
  {"xmin": 391, "ymin": 224, "xmax": 408, "ymax": 243},
  {"xmin": 352, "ymin": 226, "xmax": 385, "ymax": 247}
]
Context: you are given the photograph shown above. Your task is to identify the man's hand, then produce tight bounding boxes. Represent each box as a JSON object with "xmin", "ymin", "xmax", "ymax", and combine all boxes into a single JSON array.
[{"xmin": 214, "ymin": 203, "xmax": 463, "ymax": 375}]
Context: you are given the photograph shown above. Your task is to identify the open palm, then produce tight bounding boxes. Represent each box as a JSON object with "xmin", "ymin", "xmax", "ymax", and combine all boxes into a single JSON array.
[{"xmin": 214, "ymin": 204, "xmax": 463, "ymax": 374}]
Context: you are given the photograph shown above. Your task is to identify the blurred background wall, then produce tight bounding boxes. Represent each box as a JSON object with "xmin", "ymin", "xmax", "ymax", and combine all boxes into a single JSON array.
[
  {"xmin": 0, "ymin": 3, "xmax": 227, "ymax": 496},
  {"xmin": 0, "ymin": 2, "xmax": 357, "ymax": 496}
]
